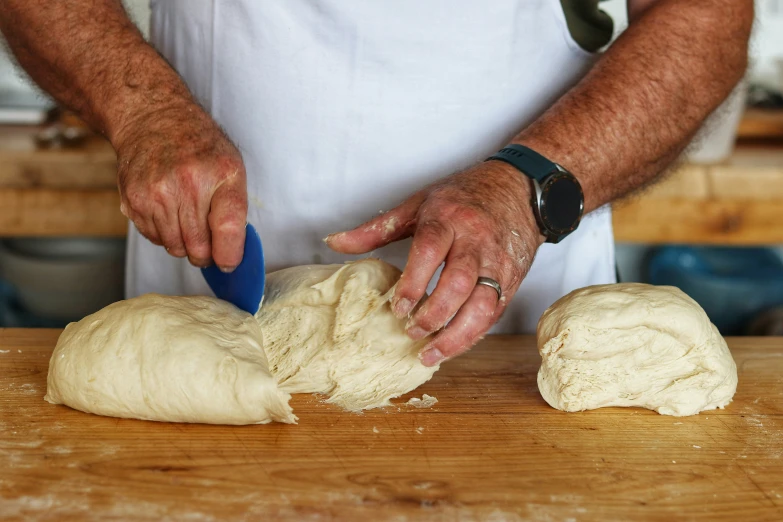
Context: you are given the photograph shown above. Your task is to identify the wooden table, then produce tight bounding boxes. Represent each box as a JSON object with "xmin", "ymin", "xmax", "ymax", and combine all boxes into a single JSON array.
[{"xmin": 1, "ymin": 332, "xmax": 782, "ymax": 521}]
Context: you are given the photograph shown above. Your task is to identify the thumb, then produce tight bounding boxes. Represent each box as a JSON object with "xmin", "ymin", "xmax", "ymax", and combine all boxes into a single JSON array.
[
  {"xmin": 208, "ymin": 172, "xmax": 248, "ymax": 271},
  {"xmin": 325, "ymin": 193, "xmax": 424, "ymax": 254}
]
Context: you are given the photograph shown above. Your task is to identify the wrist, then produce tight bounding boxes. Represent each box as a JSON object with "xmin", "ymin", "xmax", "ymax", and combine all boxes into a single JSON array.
[
  {"xmin": 96, "ymin": 49, "xmax": 199, "ymax": 149},
  {"xmin": 486, "ymin": 142, "xmax": 584, "ymax": 244},
  {"xmin": 483, "ymin": 160, "xmax": 546, "ymax": 247},
  {"xmin": 107, "ymin": 95, "xmax": 202, "ymax": 151}
]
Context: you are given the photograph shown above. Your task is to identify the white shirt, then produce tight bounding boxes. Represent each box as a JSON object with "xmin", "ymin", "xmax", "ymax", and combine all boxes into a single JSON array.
[{"xmin": 128, "ymin": 0, "xmax": 616, "ymax": 333}]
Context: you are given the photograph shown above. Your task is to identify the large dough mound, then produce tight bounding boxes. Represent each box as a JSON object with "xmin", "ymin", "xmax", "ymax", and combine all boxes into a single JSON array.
[
  {"xmin": 45, "ymin": 259, "xmax": 438, "ymax": 424},
  {"xmin": 257, "ymin": 259, "xmax": 438, "ymax": 411},
  {"xmin": 45, "ymin": 294, "xmax": 296, "ymax": 425},
  {"xmin": 536, "ymin": 283, "xmax": 737, "ymax": 417}
]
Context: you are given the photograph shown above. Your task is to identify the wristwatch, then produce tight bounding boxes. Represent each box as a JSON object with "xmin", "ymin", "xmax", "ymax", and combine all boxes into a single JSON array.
[{"xmin": 486, "ymin": 144, "xmax": 584, "ymax": 244}]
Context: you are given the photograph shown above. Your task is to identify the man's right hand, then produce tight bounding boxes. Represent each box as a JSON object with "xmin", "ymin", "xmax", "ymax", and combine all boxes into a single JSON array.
[
  {"xmin": 0, "ymin": 1, "xmax": 249, "ymax": 272},
  {"xmin": 113, "ymin": 101, "xmax": 248, "ymax": 272}
]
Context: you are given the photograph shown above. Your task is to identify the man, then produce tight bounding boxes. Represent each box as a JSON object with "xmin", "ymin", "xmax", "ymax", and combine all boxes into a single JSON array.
[{"xmin": 0, "ymin": 1, "xmax": 752, "ymax": 366}]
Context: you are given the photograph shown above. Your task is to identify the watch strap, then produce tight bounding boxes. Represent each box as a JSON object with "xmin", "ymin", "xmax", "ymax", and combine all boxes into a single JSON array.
[{"xmin": 486, "ymin": 144, "xmax": 555, "ymax": 181}]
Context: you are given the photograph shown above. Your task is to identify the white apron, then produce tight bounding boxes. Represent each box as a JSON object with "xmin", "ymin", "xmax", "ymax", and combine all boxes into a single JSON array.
[{"xmin": 129, "ymin": 0, "xmax": 616, "ymax": 333}]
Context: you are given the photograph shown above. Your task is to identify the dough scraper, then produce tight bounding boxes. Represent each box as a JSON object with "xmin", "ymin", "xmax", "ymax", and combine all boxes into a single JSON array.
[{"xmin": 201, "ymin": 223, "xmax": 265, "ymax": 315}]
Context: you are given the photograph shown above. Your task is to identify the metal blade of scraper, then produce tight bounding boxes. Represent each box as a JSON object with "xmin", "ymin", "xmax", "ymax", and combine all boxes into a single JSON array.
[{"xmin": 201, "ymin": 222, "xmax": 265, "ymax": 314}]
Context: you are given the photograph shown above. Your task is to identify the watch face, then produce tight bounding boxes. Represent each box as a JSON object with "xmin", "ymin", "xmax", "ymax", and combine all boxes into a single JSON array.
[{"xmin": 539, "ymin": 172, "xmax": 584, "ymax": 234}]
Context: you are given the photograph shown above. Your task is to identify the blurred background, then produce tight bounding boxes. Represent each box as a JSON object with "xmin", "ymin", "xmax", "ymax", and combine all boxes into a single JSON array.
[{"xmin": 0, "ymin": 1, "xmax": 782, "ymax": 335}]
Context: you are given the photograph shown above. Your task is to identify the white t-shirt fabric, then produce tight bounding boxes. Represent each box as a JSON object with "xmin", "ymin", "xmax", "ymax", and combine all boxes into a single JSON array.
[{"xmin": 128, "ymin": 0, "xmax": 616, "ymax": 333}]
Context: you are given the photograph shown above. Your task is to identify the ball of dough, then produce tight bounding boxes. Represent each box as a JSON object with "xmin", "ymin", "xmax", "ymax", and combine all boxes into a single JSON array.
[
  {"xmin": 536, "ymin": 283, "xmax": 737, "ymax": 417},
  {"xmin": 257, "ymin": 259, "xmax": 438, "ymax": 411},
  {"xmin": 45, "ymin": 294, "xmax": 295, "ymax": 425}
]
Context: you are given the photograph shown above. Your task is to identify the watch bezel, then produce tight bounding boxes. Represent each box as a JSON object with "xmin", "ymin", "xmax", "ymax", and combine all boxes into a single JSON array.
[{"xmin": 531, "ymin": 166, "xmax": 584, "ymax": 243}]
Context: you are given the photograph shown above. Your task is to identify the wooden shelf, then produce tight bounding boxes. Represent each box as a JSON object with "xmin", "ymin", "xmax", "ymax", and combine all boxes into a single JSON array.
[
  {"xmin": 0, "ymin": 124, "xmax": 781, "ymax": 243},
  {"xmin": 0, "ymin": 126, "xmax": 125, "ymax": 237},
  {"xmin": 0, "ymin": 188, "xmax": 126, "ymax": 237},
  {"xmin": 612, "ymin": 148, "xmax": 783, "ymax": 244}
]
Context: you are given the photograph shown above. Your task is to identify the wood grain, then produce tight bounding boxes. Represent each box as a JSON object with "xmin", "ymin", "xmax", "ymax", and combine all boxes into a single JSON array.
[
  {"xmin": 1, "ymin": 331, "xmax": 782, "ymax": 521},
  {"xmin": 2, "ymin": 122, "xmax": 783, "ymax": 243},
  {"xmin": 0, "ymin": 127, "xmax": 116, "ymax": 189},
  {"xmin": 737, "ymin": 109, "xmax": 783, "ymax": 140},
  {"xmin": 612, "ymin": 198, "xmax": 783, "ymax": 244},
  {"xmin": 0, "ymin": 189, "xmax": 126, "ymax": 237}
]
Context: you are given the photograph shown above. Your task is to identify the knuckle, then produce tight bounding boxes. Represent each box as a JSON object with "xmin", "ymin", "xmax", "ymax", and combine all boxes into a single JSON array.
[
  {"xmin": 175, "ymin": 163, "xmax": 202, "ymax": 192},
  {"xmin": 454, "ymin": 207, "xmax": 484, "ymax": 228},
  {"xmin": 182, "ymin": 226, "xmax": 211, "ymax": 251},
  {"xmin": 148, "ymin": 180, "xmax": 173, "ymax": 207},
  {"xmin": 445, "ymin": 268, "xmax": 476, "ymax": 296},
  {"xmin": 394, "ymin": 283, "xmax": 423, "ymax": 305},
  {"xmin": 215, "ymin": 157, "xmax": 245, "ymax": 181},
  {"xmin": 417, "ymin": 219, "xmax": 448, "ymax": 239},
  {"xmin": 212, "ymin": 217, "xmax": 244, "ymax": 236},
  {"xmin": 475, "ymin": 295, "xmax": 497, "ymax": 317},
  {"xmin": 124, "ymin": 187, "xmax": 149, "ymax": 213},
  {"xmin": 416, "ymin": 308, "xmax": 445, "ymax": 333}
]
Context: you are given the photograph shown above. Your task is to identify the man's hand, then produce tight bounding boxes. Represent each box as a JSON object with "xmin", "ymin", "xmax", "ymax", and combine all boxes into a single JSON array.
[
  {"xmin": 0, "ymin": 0, "xmax": 249, "ymax": 271},
  {"xmin": 114, "ymin": 101, "xmax": 248, "ymax": 271},
  {"xmin": 327, "ymin": 162, "xmax": 544, "ymax": 366}
]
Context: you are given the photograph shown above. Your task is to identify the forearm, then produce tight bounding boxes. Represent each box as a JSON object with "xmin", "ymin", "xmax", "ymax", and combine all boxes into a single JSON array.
[
  {"xmin": 0, "ymin": 0, "xmax": 196, "ymax": 146},
  {"xmin": 513, "ymin": 0, "xmax": 753, "ymax": 213}
]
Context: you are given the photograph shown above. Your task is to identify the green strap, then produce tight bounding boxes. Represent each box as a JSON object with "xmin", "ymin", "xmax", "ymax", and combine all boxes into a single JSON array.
[{"xmin": 486, "ymin": 144, "xmax": 555, "ymax": 182}]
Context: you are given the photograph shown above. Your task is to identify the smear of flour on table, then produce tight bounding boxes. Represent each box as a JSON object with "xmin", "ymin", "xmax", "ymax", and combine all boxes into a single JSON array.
[{"xmin": 406, "ymin": 394, "xmax": 438, "ymax": 408}]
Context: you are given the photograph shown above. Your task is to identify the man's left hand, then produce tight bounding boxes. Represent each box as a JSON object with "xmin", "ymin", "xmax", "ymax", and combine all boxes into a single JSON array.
[{"xmin": 326, "ymin": 161, "xmax": 544, "ymax": 367}]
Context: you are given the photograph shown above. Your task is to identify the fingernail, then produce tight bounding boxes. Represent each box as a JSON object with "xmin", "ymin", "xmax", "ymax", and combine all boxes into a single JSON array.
[
  {"xmin": 220, "ymin": 265, "xmax": 237, "ymax": 274},
  {"xmin": 393, "ymin": 298, "xmax": 414, "ymax": 318},
  {"xmin": 324, "ymin": 232, "xmax": 344, "ymax": 244},
  {"xmin": 407, "ymin": 325, "xmax": 430, "ymax": 341},
  {"xmin": 190, "ymin": 258, "xmax": 212, "ymax": 268},
  {"xmin": 419, "ymin": 347, "xmax": 444, "ymax": 367}
]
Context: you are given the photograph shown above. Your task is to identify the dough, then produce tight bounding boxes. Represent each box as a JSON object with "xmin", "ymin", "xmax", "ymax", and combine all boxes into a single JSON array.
[
  {"xmin": 256, "ymin": 259, "xmax": 439, "ymax": 411},
  {"xmin": 45, "ymin": 259, "xmax": 438, "ymax": 423},
  {"xmin": 536, "ymin": 283, "xmax": 737, "ymax": 417},
  {"xmin": 45, "ymin": 294, "xmax": 296, "ymax": 425}
]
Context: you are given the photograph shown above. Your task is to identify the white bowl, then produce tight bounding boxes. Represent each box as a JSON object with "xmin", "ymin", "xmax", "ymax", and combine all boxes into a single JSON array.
[{"xmin": 0, "ymin": 239, "xmax": 125, "ymax": 321}]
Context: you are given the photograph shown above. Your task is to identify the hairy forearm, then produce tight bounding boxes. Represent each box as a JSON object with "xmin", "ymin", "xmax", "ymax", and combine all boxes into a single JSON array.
[
  {"xmin": 514, "ymin": 0, "xmax": 753, "ymax": 213},
  {"xmin": 0, "ymin": 0, "xmax": 195, "ymax": 146}
]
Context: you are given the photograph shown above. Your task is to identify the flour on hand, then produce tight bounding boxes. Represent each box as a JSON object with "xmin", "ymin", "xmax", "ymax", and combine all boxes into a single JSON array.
[{"xmin": 536, "ymin": 283, "xmax": 737, "ymax": 417}]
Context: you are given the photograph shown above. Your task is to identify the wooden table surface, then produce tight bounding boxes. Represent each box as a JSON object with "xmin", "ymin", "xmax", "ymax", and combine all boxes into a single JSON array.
[{"xmin": 1, "ymin": 330, "xmax": 782, "ymax": 521}]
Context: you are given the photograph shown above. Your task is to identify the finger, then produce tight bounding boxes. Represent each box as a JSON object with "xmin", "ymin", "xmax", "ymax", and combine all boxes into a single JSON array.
[
  {"xmin": 133, "ymin": 218, "xmax": 163, "ymax": 247},
  {"xmin": 120, "ymin": 187, "xmax": 164, "ymax": 246},
  {"xmin": 122, "ymin": 202, "xmax": 163, "ymax": 246},
  {"xmin": 405, "ymin": 241, "xmax": 479, "ymax": 340},
  {"xmin": 325, "ymin": 193, "xmax": 425, "ymax": 254},
  {"xmin": 208, "ymin": 174, "xmax": 248, "ymax": 272},
  {"xmin": 152, "ymin": 207, "xmax": 186, "ymax": 258},
  {"xmin": 418, "ymin": 282, "xmax": 500, "ymax": 367},
  {"xmin": 391, "ymin": 219, "xmax": 454, "ymax": 318},
  {"xmin": 179, "ymin": 193, "xmax": 213, "ymax": 268}
]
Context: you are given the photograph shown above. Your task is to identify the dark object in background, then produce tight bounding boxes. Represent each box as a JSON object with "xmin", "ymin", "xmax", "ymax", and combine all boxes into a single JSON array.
[
  {"xmin": 0, "ymin": 238, "xmax": 125, "ymax": 326},
  {"xmin": 747, "ymin": 307, "xmax": 783, "ymax": 336},
  {"xmin": 0, "ymin": 279, "xmax": 64, "ymax": 327},
  {"xmin": 747, "ymin": 84, "xmax": 783, "ymax": 110},
  {"xmin": 648, "ymin": 246, "xmax": 783, "ymax": 336}
]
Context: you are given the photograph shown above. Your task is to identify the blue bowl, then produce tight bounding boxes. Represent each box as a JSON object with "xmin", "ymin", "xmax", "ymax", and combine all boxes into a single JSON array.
[{"xmin": 647, "ymin": 246, "xmax": 783, "ymax": 335}]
